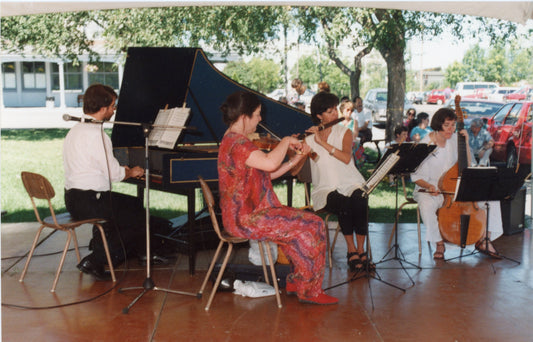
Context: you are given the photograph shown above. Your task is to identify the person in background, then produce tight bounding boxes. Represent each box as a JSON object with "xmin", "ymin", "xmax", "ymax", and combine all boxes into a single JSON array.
[
  {"xmin": 404, "ymin": 108, "xmax": 417, "ymax": 141},
  {"xmin": 305, "ymin": 92, "xmax": 373, "ymax": 273},
  {"xmin": 411, "ymin": 108, "xmax": 502, "ymax": 260},
  {"xmin": 352, "ymin": 96, "xmax": 373, "ymax": 145},
  {"xmin": 318, "ymin": 81, "xmax": 331, "ymax": 93},
  {"xmin": 63, "ymin": 84, "xmax": 147, "ymax": 281},
  {"xmin": 385, "ymin": 126, "xmax": 408, "ymax": 185},
  {"xmin": 339, "ymin": 99, "xmax": 363, "ymax": 167},
  {"xmin": 410, "ymin": 112, "xmax": 432, "ymax": 142},
  {"xmin": 217, "ymin": 90, "xmax": 338, "ymax": 305},
  {"xmin": 467, "ymin": 118, "xmax": 494, "ymax": 167},
  {"xmin": 291, "ymin": 78, "xmax": 315, "ymax": 112}
]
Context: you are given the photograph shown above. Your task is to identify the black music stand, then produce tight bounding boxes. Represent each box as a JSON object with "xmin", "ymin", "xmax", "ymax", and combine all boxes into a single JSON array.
[
  {"xmin": 376, "ymin": 143, "xmax": 436, "ymax": 284},
  {"xmin": 445, "ymin": 167, "xmax": 523, "ymax": 265},
  {"xmin": 118, "ymin": 123, "xmax": 198, "ymax": 314}
]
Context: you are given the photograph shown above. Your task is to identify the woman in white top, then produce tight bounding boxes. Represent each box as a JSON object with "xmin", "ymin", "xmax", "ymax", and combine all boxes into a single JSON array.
[
  {"xmin": 411, "ymin": 107, "xmax": 503, "ymax": 259},
  {"xmin": 305, "ymin": 92, "xmax": 371, "ymax": 272}
]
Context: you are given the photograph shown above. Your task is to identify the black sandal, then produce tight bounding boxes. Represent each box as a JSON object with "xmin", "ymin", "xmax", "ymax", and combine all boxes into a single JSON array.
[
  {"xmin": 359, "ymin": 252, "xmax": 375, "ymax": 271},
  {"xmin": 347, "ymin": 252, "xmax": 363, "ymax": 272}
]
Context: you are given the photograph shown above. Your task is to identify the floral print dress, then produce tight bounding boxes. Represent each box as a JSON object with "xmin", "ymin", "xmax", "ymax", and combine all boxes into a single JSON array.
[{"xmin": 218, "ymin": 132, "xmax": 326, "ymax": 297}]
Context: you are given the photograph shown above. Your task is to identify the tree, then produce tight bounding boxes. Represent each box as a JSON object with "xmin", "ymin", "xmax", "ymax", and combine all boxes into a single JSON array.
[
  {"xmin": 223, "ymin": 58, "xmax": 282, "ymax": 93},
  {"xmin": 2, "ymin": 6, "xmax": 520, "ymax": 139},
  {"xmin": 1, "ymin": 12, "xmax": 96, "ymax": 63}
]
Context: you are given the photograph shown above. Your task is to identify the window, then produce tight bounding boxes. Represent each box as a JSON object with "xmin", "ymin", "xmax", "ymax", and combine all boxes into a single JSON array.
[
  {"xmin": 87, "ymin": 62, "xmax": 119, "ymax": 89},
  {"xmin": 492, "ymin": 103, "xmax": 513, "ymax": 124},
  {"xmin": 52, "ymin": 62, "xmax": 82, "ymax": 90},
  {"xmin": 504, "ymin": 104, "xmax": 522, "ymax": 125},
  {"xmin": 2, "ymin": 62, "xmax": 16, "ymax": 89},
  {"xmin": 22, "ymin": 62, "xmax": 46, "ymax": 89}
]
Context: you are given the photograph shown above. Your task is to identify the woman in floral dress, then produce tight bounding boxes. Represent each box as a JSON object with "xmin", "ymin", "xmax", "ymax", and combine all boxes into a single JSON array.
[{"xmin": 217, "ymin": 90, "xmax": 338, "ymax": 305}]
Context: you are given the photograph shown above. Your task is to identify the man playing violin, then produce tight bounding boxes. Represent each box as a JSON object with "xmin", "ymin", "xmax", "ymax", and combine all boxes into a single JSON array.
[
  {"xmin": 305, "ymin": 92, "xmax": 373, "ymax": 272},
  {"xmin": 411, "ymin": 108, "xmax": 503, "ymax": 259}
]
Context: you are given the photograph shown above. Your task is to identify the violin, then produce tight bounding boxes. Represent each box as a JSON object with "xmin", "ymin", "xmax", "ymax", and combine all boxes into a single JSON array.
[{"xmin": 437, "ymin": 95, "xmax": 486, "ymax": 247}]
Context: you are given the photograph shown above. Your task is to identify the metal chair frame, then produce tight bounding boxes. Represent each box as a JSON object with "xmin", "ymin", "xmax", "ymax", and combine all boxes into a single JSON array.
[
  {"xmin": 19, "ymin": 171, "xmax": 116, "ymax": 292},
  {"xmin": 197, "ymin": 177, "xmax": 282, "ymax": 311}
]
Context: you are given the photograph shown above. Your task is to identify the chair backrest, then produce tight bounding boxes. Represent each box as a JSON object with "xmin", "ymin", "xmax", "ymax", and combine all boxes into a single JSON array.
[
  {"xmin": 21, "ymin": 171, "xmax": 56, "ymax": 225},
  {"xmin": 198, "ymin": 176, "xmax": 225, "ymax": 240}
]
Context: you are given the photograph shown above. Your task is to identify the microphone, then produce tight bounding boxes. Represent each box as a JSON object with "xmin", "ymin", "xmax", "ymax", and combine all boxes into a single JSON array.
[{"xmin": 62, "ymin": 114, "xmax": 102, "ymax": 123}]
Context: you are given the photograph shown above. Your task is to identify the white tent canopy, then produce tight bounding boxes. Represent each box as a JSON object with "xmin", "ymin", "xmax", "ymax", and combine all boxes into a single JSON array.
[{"xmin": 1, "ymin": 1, "xmax": 533, "ymax": 24}]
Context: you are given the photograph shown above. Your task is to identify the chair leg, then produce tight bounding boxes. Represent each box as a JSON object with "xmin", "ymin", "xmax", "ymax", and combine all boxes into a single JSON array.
[
  {"xmin": 417, "ymin": 207, "xmax": 422, "ymax": 255},
  {"xmin": 205, "ymin": 242, "xmax": 234, "ymax": 311},
  {"xmin": 324, "ymin": 214, "xmax": 332, "ymax": 268},
  {"xmin": 263, "ymin": 241, "xmax": 282, "ymax": 308},
  {"xmin": 51, "ymin": 230, "xmax": 73, "ymax": 292},
  {"xmin": 257, "ymin": 241, "xmax": 270, "ymax": 285},
  {"xmin": 330, "ymin": 224, "xmax": 341, "ymax": 260},
  {"xmin": 71, "ymin": 229, "xmax": 81, "ymax": 263},
  {"xmin": 198, "ymin": 240, "xmax": 225, "ymax": 296},
  {"xmin": 94, "ymin": 223, "xmax": 116, "ymax": 282},
  {"xmin": 19, "ymin": 225, "xmax": 46, "ymax": 282}
]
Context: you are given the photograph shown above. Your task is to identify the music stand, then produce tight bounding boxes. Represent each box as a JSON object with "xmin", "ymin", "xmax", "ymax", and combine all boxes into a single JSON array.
[
  {"xmin": 117, "ymin": 122, "xmax": 198, "ymax": 314},
  {"xmin": 445, "ymin": 167, "xmax": 524, "ymax": 265},
  {"xmin": 377, "ymin": 143, "xmax": 436, "ymax": 281}
]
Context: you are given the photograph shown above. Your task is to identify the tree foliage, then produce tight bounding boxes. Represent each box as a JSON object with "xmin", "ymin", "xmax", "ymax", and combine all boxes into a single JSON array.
[
  {"xmin": 445, "ymin": 43, "xmax": 533, "ymax": 86},
  {"xmin": 1, "ymin": 6, "xmax": 523, "ymax": 139},
  {"xmin": 223, "ymin": 57, "xmax": 282, "ymax": 93}
]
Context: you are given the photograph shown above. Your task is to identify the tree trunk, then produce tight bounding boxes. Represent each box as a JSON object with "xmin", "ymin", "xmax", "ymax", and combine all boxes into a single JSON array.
[{"xmin": 382, "ymin": 45, "xmax": 406, "ymax": 142}]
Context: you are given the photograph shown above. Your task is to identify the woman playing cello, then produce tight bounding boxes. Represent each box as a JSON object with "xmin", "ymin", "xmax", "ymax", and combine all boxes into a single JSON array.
[{"xmin": 411, "ymin": 107, "xmax": 503, "ymax": 259}]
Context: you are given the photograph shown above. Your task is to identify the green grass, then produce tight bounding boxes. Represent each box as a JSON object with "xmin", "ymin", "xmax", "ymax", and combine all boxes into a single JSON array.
[{"xmin": 1, "ymin": 129, "xmax": 417, "ymax": 223}]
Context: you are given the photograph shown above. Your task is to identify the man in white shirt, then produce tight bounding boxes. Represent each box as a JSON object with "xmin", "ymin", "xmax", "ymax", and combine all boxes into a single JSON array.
[
  {"xmin": 352, "ymin": 96, "xmax": 373, "ymax": 144},
  {"xmin": 291, "ymin": 78, "xmax": 315, "ymax": 113},
  {"xmin": 63, "ymin": 84, "xmax": 146, "ymax": 280}
]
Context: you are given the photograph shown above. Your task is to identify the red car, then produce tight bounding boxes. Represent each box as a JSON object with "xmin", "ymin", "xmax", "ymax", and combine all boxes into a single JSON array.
[
  {"xmin": 504, "ymin": 86, "xmax": 532, "ymax": 101},
  {"xmin": 486, "ymin": 101, "xmax": 532, "ymax": 167},
  {"xmin": 426, "ymin": 89, "xmax": 446, "ymax": 105}
]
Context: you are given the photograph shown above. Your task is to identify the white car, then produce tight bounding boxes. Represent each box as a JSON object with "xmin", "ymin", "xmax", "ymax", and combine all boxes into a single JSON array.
[{"xmin": 487, "ymin": 87, "xmax": 519, "ymax": 101}]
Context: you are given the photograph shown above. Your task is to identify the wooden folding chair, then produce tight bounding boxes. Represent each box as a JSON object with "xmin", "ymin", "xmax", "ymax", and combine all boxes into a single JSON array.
[
  {"xmin": 19, "ymin": 171, "xmax": 116, "ymax": 292},
  {"xmin": 196, "ymin": 176, "xmax": 282, "ymax": 311}
]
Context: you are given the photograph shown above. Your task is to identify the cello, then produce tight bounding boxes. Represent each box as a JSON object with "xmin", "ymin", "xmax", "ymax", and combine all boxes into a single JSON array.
[{"xmin": 437, "ymin": 95, "xmax": 486, "ymax": 247}]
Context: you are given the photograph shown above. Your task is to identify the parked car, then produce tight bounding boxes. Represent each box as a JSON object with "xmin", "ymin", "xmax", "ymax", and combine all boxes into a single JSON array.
[
  {"xmin": 463, "ymin": 88, "xmax": 490, "ymax": 99},
  {"xmin": 504, "ymin": 86, "xmax": 533, "ymax": 101},
  {"xmin": 406, "ymin": 91, "xmax": 423, "ymax": 104},
  {"xmin": 426, "ymin": 89, "xmax": 446, "ymax": 105},
  {"xmin": 444, "ymin": 98, "xmax": 504, "ymax": 128},
  {"xmin": 266, "ymin": 88, "xmax": 288, "ymax": 102},
  {"xmin": 363, "ymin": 88, "xmax": 412, "ymax": 125},
  {"xmin": 486, "ymin": 101, "xmax": 532, "ymax": 167},
  {"xmin": 487, "ymin": 87, "xmax": 520, "ymax": 101},
  {"xmin": 454, "ymin": 81, "xmax": 498, "ymax": 97}
]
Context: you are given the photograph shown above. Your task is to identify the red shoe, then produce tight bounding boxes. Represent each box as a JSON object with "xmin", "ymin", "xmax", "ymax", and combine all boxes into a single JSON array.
[
  {"xmin": 298, "ymin": 291, "xmax": 338, "ymax": 305},
  {"xmin": 285, "ymin": 281, "xmax": 297, "ymax": 296}
]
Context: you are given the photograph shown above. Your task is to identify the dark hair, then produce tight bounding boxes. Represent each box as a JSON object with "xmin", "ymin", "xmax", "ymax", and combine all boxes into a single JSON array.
[
  {"xmin": 394, "ymin": 125, "xmax": 408, "ymax": 137},
  {"xmin": 353, "ymin": 96, "xmax": 362, "ymax": 103},
  {"xmin": 406, "ymin": 108, "xmax": 416, "ymax": 116},
  {"xmin": 430, "ymin": 108, "xmax": 457, "ymax": 131},
  {"xmin": 310, "ymin": 92, "xmax": 339, "ymax": 124},
  {"xmin": 317, "ymin": 81, "xmax": 330, "ymax": 93},
  {"xmin": 220, "ymin": 91, "xmax": 261, "ymax": 126},
  {"xmin": 83, "ymin": 84, "xmax": 117, "ymax": 114},
  {"xmin": 416, "ymin": 112, "xmax": 429, "ymax": 124}
]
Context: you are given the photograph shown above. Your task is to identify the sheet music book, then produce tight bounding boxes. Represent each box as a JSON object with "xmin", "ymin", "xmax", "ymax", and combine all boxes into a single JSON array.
[
  {"xmin": 148, "ymin": 107, "xmax": 190, "ymax": 149},
  {"xmin": 361, "ymin": 151, "xmax": 400, "ymax": 197}
]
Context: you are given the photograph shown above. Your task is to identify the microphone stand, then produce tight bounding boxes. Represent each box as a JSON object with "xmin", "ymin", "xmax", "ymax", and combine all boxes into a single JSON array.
[{"xmin": 97, "ymin": 120, "xmax": 198, "ymax": 314}]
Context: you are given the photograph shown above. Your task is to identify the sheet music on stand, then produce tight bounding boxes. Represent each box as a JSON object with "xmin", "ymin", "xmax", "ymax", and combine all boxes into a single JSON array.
[
  {"xmin": 148, "ymin": 107, "xmax": 190, "ymax": 149},
  {"xmin": 361, "ymin": 151, "xmax": 400, "ymax": 197}
]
